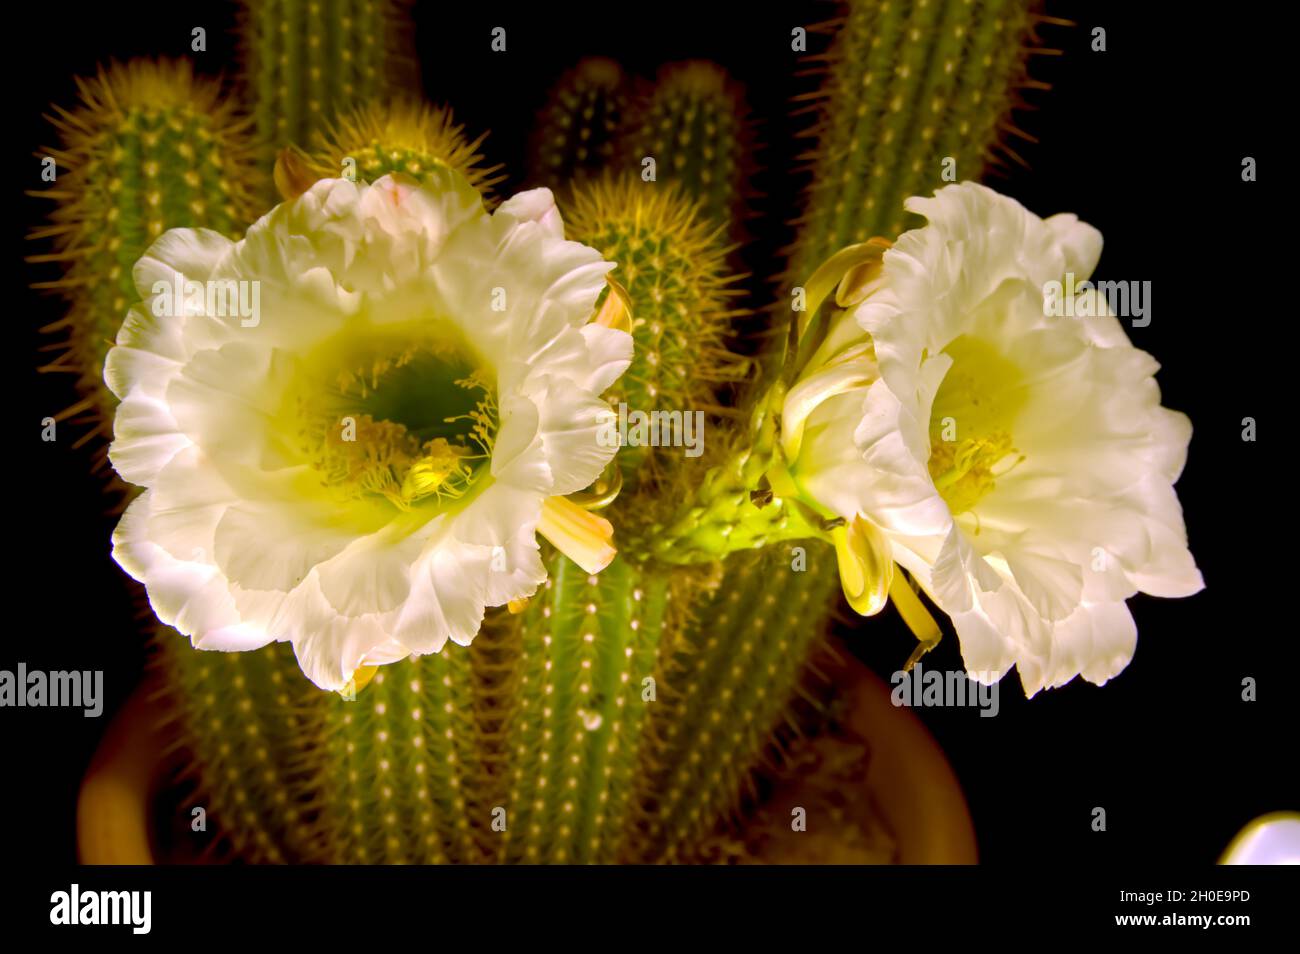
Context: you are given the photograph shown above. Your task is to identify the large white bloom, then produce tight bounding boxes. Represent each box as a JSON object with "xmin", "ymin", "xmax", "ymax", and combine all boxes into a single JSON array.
[
  {"xmin": 106, "ymin": 170, "xmax": 632, "ymax": 691},
  {"xmin": 785, "ymin": 182, "xmax": 1202, "ymax": 695}
]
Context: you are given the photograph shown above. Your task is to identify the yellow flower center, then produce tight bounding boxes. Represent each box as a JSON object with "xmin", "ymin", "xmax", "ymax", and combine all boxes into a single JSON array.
[
  {"xmin": 293, "ymin": 323, "xmax": 497, "ymax": 511},
  {"xmin": 927, "ymin": 334, "xmax": 1025, "ymax": 517}
]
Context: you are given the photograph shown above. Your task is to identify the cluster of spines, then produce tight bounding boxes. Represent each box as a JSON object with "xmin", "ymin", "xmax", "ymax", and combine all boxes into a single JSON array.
[
  {"xmin": 239, "ymin": 0, "xmax": 418, "ymax": 198},
  {"xmin": 29, "ymin": 59, "xmax": 263, "ymax": 453},
  {"xmin": 305, "ymin": 100, "xmax": 503, "ymax": 198},
  {"xmin": 531, "ymin": 58, "xmax": 630, "ymax": 189},
  {"xmin": 787, "ymin": 0, "xmax": 1046, "ymax": 285}
]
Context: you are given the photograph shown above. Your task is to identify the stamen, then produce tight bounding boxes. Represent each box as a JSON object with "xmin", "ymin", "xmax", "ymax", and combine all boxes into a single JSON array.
[
  {"xmin": 299, "ymin": 336, "xmax": 498, "ymax": 510},
  {"xmin": 926, "ymin": 334, "xmax": 1027, "ymax": 515},
  {"xmin": 928, "ymin": 431, "xmax": 1018, "ymax": 515}
]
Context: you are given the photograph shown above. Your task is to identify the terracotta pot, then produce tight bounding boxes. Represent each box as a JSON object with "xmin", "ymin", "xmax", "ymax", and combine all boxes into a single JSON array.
[
  {"xmin": 836, "ymin": 656, "xmax": 977, "ymax": 863},
  {"xmin": 77, "ymin": 680, "xmax": 170, "ymax": 864}
]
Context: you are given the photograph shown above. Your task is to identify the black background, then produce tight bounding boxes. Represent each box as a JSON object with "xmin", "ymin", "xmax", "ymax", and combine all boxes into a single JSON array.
[{"xmin": 4, "ymin": 0, "xmax": 1292, "ymax": 873}]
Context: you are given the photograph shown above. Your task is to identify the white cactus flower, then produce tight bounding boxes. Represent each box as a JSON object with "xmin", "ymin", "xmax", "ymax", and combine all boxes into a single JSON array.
[
  {"xmin": 783, "ymin": 182, "xmax": 1202, "ymax": 694},
  {"xmin": 105, "ymin": 171, "xmax": 632, "ymax": 692}
]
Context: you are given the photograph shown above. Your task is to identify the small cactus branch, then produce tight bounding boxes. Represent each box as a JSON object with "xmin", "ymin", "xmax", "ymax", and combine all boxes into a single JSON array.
[
  {"xmin": 30, "ymin": 60, "xmax": 263, "ymax": 449},
  {"xmin": 563, "ymin": 175, "xmax": 750, "ymax": 486},
  {"xmin": 615, "ymin": 61, "xmax": 751, "ymax": 229},
  {"xmin": 531, "ymin": 58, "xmax": 630, "ymax": 189},
  {"xmin": 303, "ymin": 100, "xmax": 502, "ymax": 197}
]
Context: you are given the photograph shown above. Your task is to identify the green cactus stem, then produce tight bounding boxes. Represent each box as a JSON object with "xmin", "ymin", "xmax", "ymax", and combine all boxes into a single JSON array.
[
  {"xmin": 531, "ymin": 58, "xmax": 630, "ymax": 189},
  {"xmin": 29, "ymin": 59, "xmax": 263, "ymax": 453},
  {"xmin": 563, "ymin": 175, "xmax": 750, "ymax": 484},
  {"xmin": 239, "ymin": 0, "xmax": 418, "ymax": 197},
  {"xmin": 616, "ymin": 61, "xmax": 751, "ymax": 229},
  {"xmin": 622, "ymin": 544, "xmax": 840, "ymax": 862},
  {"xmin": 787, "ymin": 0, "xmax": 1045, "ymax": 286}
]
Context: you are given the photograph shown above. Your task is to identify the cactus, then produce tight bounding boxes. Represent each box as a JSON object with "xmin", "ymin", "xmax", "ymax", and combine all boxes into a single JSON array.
[
  {"xmin": 239, "ymin": 0, "xmax": 418, "ymax": 198},
  {"xmin": 616, "ymin": 61, "xmax": 751, "ymax": 229},
  {"xmin": 155, "ymin": 613, "xmax": 505, "ymax": 864},
  {"xmin": 498, "ymin": 554, "xmax": 674, "ymax": 863},
  {"xmin": 787, "ymin": 0, "xmax": 1045, "ymax": 285},
  {"xmin": 40, "ymin": 1, "xmax": 1049, "ymax": 865},
  {"xmin": 562, "ymin": 175, "xmax": 749, "ymax": 484},
  {"xmin": 155, "ymin": 542, "xmax": 836, "ymax": 865},
  {"xmin": 624, "ymin": 544, "xmax": 840, "ymax": 862},
  {"xmin": 310, "ymin": 613, "xmax": 513, "ymax": 864},
  {"xmin": 304, "ymin": 99, "xmax": 502, "ymax": 197},
  {"xmin": 531, "ymin": 58, "xmax": 630, "ymax": 189},
  {"xmin": 155, "ymin": 637, "xmax": 325, "ymax": 863},
  {"xmin": 29, "ymin": 60, "xmax": 263, "ymax": 454}
]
